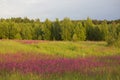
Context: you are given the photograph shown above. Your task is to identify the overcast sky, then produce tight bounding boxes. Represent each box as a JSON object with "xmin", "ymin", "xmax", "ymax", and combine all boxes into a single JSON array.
[{"xmin": 0, "ymin": 0, "xmax": 120, "ymax": 21}]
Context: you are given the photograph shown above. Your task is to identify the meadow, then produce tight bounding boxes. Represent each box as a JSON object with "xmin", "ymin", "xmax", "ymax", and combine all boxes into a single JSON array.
[{"xmin": 0, "ymin": 40, "xmax": 120, "ymax": 80}]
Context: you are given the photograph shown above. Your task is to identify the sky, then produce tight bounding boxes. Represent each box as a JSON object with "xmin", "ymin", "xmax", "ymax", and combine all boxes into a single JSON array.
[{"xmin": 0, "ymin": 0, "xmax": 120, "ymax": 21}]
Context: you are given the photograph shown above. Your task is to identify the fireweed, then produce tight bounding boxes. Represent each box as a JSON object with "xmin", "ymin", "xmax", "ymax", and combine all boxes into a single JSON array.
[{"xmin": 0, "ymin": 53, "xmax": 119, "ymax": 75}]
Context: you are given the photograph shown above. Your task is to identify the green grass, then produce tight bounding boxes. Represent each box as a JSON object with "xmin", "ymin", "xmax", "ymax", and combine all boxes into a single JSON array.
[
  {"xmin": 0, "ymin": 40, "xmax": 120, "ymax": 80},
  {"xmin": 0, "ymin": 40, "xmax": 120, "ymax": 57},
  {"xmin": 0, "ymin": 40, "xmax": 39, "ymax": 54},
  {"xmin": 0, "ymin": 72, "xmax": 120, "ymax": 80}
]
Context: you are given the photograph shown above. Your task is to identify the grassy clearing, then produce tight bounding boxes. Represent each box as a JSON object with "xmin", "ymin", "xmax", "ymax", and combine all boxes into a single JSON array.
[
  {"xmin": 35, "ymin": 41, "xmax": 120, "ymax": 57},
  {"xmin": 0, "ymin": 40, "xmax": 119, "ymax": 57}
]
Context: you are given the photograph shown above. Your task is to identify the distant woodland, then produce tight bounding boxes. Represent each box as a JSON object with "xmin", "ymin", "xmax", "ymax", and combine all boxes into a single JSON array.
[{"xmin": 0, "ymin": 17, "xmax": 120, "ymax": 45}]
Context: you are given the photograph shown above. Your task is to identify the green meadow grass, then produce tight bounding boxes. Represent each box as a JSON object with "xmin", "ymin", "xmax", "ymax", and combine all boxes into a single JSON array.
[
  {"xmin": 0, "ymin": 40, "xmax": 39, "ymax": 54},
  {"xmin": 0, "ymin": 40, "xmax": 120, "ymax": 80},
  {"xmin": 0, "ymin": 40, "xmax": 120, "ymax": 57},
  {"xmin": 0, "ymin": 71, "xmax": 120, "ymax": 80}
]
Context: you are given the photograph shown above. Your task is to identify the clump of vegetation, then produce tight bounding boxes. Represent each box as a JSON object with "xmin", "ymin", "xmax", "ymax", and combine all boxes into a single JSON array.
[{"xmin": 106, "ymin": 23, "xmax": 120, "ymax": 48}]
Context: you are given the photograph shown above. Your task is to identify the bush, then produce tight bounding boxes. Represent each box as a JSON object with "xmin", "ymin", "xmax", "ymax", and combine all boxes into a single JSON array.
[{"xmin": 106, "ymin": 23, "xmax": 120, "ymax": 48}]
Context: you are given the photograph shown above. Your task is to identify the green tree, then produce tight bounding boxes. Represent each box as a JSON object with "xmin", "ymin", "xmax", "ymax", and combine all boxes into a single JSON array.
[
  {"xmin": 15, "ymin": 33, "xmax": 22, "ymax": 39},
  {"xmin": 33, "ymin": 23, "xmax": 43, "ymax": 40},
  {"xmin": 73, "ymin": 22, "xmax": 86, "ymax": 41},
  {"xmin": 43, "ymin": 19, "xmax": 52, "ymax": 40},
  {"xmin": 84, "ymin": 17, "xmax": 94, "ymax": 40},
  {"xmin": 14, "ymin": 23, "xmax": 22, "ymax": 39},
  {"xmin": 72, "ymin": 34, "xmax": 78, "ymax": 41},
  {"xmin": 92, "ymin": 26, "xmax": 102, "ymax": 41},
  {"xmin": 61, "ymin": 18, "xmax": 74, "ymax": 41},
  {"xmin": 7, "ymin": 22, "xmax": 18, "ymax": 39},
  {"xmin": 116, "ymin": 24, "xmax": 120, "ymax": 36},
  {"xmin": 52, "ymin": 18, "xmax": 61, "ymax": 40},
  {"xmin": 20, "ymin": 23, "xmax": 32, "ymax": 40},
  {"xmin": 100, "ymin": 20, "xmax": 108, "ymax": 40},
  {"xmin": 0, "ymin": 22, "xmax": 8, "ymax": 39},
  {"xmin": 106, "ymin": 22, "xmax": 118, "ymax": 46}
]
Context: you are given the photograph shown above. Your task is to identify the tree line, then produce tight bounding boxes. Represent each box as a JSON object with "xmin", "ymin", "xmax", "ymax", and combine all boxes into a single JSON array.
[{"xmin": 0, "ymin": 17, "xmax": 120, "ymax": 45}]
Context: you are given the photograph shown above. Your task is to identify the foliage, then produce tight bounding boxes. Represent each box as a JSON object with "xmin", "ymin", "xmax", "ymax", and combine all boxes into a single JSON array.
[
  {"xmin": 61, "ymin": 18, "xmax": 74, "ymax": 41},
  {"xmin": 106, "ymin": 23, "xmax": 120, "ymax": 47},
  {"xmin": 0, "ymin": 17, "xmax": 120, "ymax": 47},
  {"xmin": 73, "ymin": 22, "xmax": 86, "ymax": 41},
  {"xmin": 51, "ymin": 18, "xmax": 61, "ymax": 40},
  {"xmin": 84, "ymin": 17, "xmax": 94, "ymax": 40}
]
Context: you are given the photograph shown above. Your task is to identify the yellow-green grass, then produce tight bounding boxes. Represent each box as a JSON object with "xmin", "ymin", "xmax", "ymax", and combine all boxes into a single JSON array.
[
  {"xmin": 0, "ymin": 71, "xmax": 120, "ymax": 80},
  {"xmin": 0, "ymin": 40, "xmax": 39, "ymax": 54},
  {"xmin": 0, "ymin": 40, "xmax": 120, "ymax": 58}
]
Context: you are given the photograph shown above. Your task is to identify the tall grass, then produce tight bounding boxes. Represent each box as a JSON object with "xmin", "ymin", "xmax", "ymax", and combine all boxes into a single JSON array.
[
  {"xmin": 0, "ymin": 40, "xmax": 120, "ymax": 80},
  {"xmin": 0, "ymin": 40, "xmax": 120, "ymax": 57},
  {"xmin": 0, "ymin": 72, "xmax": 120, "ymax": 80},
  {"xmin": 0, "ymin": 40, "xmax": 39, "ymax": 54},
  {"xmin": 0, "ymin": 53, "xmax": 120, "ymax": 80}
]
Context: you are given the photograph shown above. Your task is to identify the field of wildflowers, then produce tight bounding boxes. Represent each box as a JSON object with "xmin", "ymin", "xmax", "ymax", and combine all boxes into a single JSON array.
[{"xmin": 0, "ymin": 40, "xmax": 120, "ymax": 80}]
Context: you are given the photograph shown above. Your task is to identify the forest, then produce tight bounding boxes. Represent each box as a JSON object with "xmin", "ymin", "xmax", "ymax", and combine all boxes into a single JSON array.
[{"xmin": 0, "ymin": 17, "xmax": 120, "ymax": 46}]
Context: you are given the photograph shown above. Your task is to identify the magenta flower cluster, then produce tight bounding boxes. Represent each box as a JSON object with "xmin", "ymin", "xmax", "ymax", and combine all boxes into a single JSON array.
[{"xmin": 0, "ymin": 54, "xmax": 120, "ymax": 75}]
